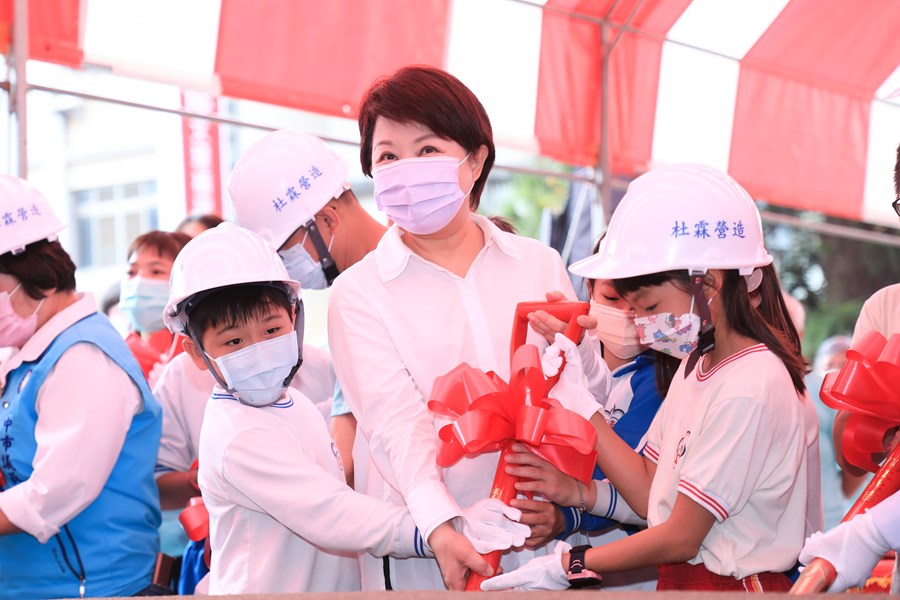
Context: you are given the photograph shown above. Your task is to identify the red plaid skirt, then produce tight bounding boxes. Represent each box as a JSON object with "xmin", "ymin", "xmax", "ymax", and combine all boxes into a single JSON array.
[{"xmin": 658, "ymin": 562, "xmax": 792, "ymax": 592}]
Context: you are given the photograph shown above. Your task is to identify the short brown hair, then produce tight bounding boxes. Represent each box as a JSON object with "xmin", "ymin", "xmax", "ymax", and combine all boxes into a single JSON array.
[
  {"xmin": 0, "ymin": 240, "xmax": 76, "ymax": 300},
  {"xmin": 358, "ymin": 66, "xmax": 495, "ymax": 210},
  {"xmin": 127, "ymin": 230, "xmax": 191, "ymax": 262}
]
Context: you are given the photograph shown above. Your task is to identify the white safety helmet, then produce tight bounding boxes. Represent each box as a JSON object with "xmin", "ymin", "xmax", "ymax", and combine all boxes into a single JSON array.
[
  {"xmin": 570, "ymin": 163, "xmax": 772, "ymax": 280},
  {"xmin": 0, "ymin": 175, "xmax": 65, "ymax": 256},
  {"xmin": 228, "ymin": 129, "xmax": 349, "ymax": 249},
  {"xmin": 163, "ymin": 222, "xmax": 301, "ymax": 335}
]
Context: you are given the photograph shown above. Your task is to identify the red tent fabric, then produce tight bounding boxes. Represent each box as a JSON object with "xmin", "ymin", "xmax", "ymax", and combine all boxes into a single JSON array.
[
  {"xmin": 535, "ymin": 0, "xmax": 691, "ymax": 171},
  {"xmin": 0, "ymin": 0, "xmax": 81, "ymax": 66},
  {"xmin": 215, "ymin": 0, "xmax": 450, "ymax": 119},
  {"xmin": 729, "ymin": 0, "xmax": 900, "ymax": 220}
]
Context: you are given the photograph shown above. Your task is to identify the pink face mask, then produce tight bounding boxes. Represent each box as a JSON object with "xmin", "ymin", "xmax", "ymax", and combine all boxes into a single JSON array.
[
  {"xmin": 0, "ymin": 284, "xmax": 42, "ymax": 349},
  {"xmin": 590, "ymin": 301, "xmax": 645, "ymax": 360},
  {"xmin": 372, "ymin": 154, "xmax": 472, "ymax": 235}
]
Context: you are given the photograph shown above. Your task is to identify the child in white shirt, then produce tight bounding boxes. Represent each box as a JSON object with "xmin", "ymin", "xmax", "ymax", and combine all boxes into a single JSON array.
[{"xmin": 161, "ymin": 222, "xmax": 528, "ymax": 594}]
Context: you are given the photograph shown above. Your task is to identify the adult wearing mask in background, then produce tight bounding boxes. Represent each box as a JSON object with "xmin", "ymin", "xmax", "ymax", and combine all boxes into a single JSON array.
[
  {"xmin": 0, "ymin": 175, "xmax": 162, "ymax": 598},
  {"xmin": 229, "ymin": 129, "xmax": 388, "ymax": 485},
  {"xmin": 120, "ymin": 230, "xmax": 190, "ymax": 383},
  {"xmin": 328, "ymin": 65, "xmax": 577, "ymax": 590}
]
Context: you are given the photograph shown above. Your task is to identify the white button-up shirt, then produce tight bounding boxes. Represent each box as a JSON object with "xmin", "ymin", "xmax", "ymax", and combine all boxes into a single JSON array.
[{"xmin": 328, "ymin": 214, "xmax": 575, "ymax": 588}]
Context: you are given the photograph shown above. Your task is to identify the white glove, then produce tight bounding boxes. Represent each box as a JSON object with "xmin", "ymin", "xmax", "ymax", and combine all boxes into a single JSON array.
[
  {"xmin": 799, "ymin": 511, "xmax": 890, "ymax": 592},
  {"xmin": 577, "ymin": 332, "xmax": 613, "ymax": 403},
  {"xmin": 480, "ymin": 540, "xmax": 571, "ymax": 591},
  {"xmin": 542, "ymin": 332, "xmax": 604, "ymax": 421},
  {"xmin": 460, "ymin": 498, "xmax": 530, "ymax": 554}
]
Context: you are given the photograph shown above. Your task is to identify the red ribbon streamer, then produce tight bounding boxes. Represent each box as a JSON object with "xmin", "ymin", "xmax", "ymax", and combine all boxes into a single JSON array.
[
  {"xmin": 820, "ymin": 331, "xmax": 900, "ymax": 473},
  {"xmin": 429, "ymin": 344, "xmax": 598, "ymax": 484},
  {"xmin": 428, "ymin": 299, "xmax": 592, "ymax": 591}
]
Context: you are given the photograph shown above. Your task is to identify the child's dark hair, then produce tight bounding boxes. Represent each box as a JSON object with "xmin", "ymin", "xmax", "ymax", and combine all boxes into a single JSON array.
[
  {"xmin": 186, "ymin": 283, "xmax": 293, "ymax": 346},
  {"xmin": 614, "ymin": 267, "xmax": 808, "ymax": 395}
]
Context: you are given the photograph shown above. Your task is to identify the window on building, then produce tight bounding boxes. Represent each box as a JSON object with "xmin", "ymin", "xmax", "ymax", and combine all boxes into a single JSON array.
[{"xmin": 73, "ymin": 180, "xmax": 159, "ymax": 267}]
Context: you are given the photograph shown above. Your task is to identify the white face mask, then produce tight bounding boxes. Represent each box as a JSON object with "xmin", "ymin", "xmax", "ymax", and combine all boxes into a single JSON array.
[
  {"xmin": 209, "ymin": 332, "xmax": 299, "ymax": 407},
  {"xmin": 0, "ymin": 284, "xmax": 42, "ymax": 349},
  {"xmin": 589, "ymin": 302, "xmax": 645, "ymax": 360},
  {"xmin": 633, "ymin": 296, "xmax": 703, "ymax": 359},
  {"xmin": 279, "ymin": 242, "xmax": 328, "ymax": 290},
  {"xmin": 119, "ymin": 276, "xmax": 169, "ymax": 333}
]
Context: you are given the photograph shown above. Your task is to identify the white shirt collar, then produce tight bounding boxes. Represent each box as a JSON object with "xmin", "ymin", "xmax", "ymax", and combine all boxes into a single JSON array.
[
  {"xmin": 374, "ymin": 213, "xmax": 523, "ymax": 283},
  {"xmin": 0, "ymin": 293, "xmax": 98, "ymax": 386}
]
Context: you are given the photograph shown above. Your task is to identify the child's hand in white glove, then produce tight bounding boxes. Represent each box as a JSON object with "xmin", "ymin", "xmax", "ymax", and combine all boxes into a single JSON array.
[
  {"xmin": 542, "ymin": 332, "xmax": 604, "ymax": 421},
  {"xmin": 480, "ymin": 540, "xmax": 571, "ymax": 591}
]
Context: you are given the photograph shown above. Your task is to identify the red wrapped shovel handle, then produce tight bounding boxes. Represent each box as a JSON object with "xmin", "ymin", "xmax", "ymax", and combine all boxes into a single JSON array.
[{"xmin": 790, "ymin": 443, "xmax": 900, "ymax": 594}]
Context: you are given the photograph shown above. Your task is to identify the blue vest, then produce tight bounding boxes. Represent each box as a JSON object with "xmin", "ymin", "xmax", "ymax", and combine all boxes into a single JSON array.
[{"xmin": 0, "ymin": 312, "xmax": 162, "ymax": 599}]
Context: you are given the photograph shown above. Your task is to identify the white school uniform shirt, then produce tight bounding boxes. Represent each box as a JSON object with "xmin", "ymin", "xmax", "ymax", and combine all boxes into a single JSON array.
[
  {"xmin": 0, "ymin": 294, "xmax": 141, "ymax": 542},
  {"xmin": 641, "ymin": 344, "xmax": 823, "ymax": 579},
  {"xmin": 200, "ymin": 386, "xmax": 421, "ymax": 594},
  {"xmin": 328, "ymin": 214, "xmax": 575, "ymax": 590},
  {"xmin": 154, "ymin": 344, "xmax": 336, "ymax": 475}
]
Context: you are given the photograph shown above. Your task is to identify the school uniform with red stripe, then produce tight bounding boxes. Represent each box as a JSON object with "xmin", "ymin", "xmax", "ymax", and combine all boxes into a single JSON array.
[{"xmin": 641, "ymin": 344, "xmax": 822, "ymax": 588}]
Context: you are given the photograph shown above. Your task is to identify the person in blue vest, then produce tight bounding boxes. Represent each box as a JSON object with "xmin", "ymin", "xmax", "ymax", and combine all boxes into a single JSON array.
[{"xmin": 0, "ymin": 175, "xmax": 163, "ymax": 598}]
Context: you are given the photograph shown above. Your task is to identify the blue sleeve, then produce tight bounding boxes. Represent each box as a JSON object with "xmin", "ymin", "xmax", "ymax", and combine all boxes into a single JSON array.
[
  {"xmin": 610, "ymin": 364, "xmax": 663, "ymax": 452},
  {"xmin": 555, "ymin": 466, "xmax": 617, "ymax": 538},
  {"xmin": 330, "ymin": 379, "xmax": 352, "ymax": 417},
  {"xmin": 558, "ymin": 362, "xmax": 663, "ymax": 538},
  {"xmin": 594, "ymin": 363, "xmax": 662, "ymax": 481}
]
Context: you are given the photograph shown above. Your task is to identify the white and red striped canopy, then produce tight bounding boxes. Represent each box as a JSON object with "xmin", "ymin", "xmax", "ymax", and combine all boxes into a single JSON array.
[{"xmin": 3, "ymin": 0, "xmax": 900, "ymax": 226}]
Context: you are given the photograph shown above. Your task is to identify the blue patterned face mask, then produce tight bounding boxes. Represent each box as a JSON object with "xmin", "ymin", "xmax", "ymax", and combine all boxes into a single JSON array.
[
  {"xmin": 119, "ymin": 276, "xmax": 169, "ymax": 333},
  {"xmin": 633, "ymin": 297, "xmax": 701, "ymax": 359}
]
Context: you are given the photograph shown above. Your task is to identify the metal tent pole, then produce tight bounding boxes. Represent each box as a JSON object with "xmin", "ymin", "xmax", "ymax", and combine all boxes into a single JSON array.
[{"xmin": 12, "ymin": 0, "xmax": 28, "ymax": 178}]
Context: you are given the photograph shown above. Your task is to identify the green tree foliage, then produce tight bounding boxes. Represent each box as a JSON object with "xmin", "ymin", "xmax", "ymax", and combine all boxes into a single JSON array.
[
  {"xmin": 764, "ymin": 211, "xmax": 900, "ymax": 359},
  {"xmin": 480, "ymin": 161, "xmax": 572, "ymax": 239}
]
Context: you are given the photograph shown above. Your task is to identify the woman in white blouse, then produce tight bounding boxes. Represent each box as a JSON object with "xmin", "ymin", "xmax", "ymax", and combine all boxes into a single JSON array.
[{"xmin": 328, "ymin": 65, "xmax": 576, "ymax": 591}]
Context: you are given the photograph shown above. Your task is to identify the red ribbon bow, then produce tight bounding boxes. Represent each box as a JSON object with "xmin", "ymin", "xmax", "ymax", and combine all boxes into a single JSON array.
[
  {"xmin": 821, "ymin": 331, "xmax": 900, "ymax": 473},
  {"xmin": 429, "ymin": 343, "xmax": 598, "ymax": 486}
]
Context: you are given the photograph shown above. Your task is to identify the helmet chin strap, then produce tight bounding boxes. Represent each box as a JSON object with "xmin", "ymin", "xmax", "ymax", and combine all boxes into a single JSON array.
[
  {"xmin": 684, "ymin": 270, "xmax": 716, "ymax": 377},
  {"xmin": 304, "ymin": 218, "xmax": 340, "ymax": 286},
  {"xmin": 190, "ymin": 331, "xmax": 236, "ymax": 396},
  {"xmin": 283, "ymin": 298, "xmax": 305, "ymax": 384}
]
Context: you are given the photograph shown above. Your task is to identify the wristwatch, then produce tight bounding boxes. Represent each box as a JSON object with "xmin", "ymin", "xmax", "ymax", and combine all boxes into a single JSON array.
[{"xmin": 566, "ymin": 544, "xmax": 602, "ymax": 588}]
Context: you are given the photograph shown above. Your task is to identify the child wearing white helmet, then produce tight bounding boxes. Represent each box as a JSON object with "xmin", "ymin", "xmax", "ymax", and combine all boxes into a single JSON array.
[
  {"xmin": 229, "ymin": 128, "xmax": 389, "ymax": 485},
  {"xmin": 163, "ymin": 222, "xmax": 528, "ymax": 594},
  {"xmin": 0, "ymin": 175, "xmax": 162, "ymax": 598},
  {"xmin": 482, "ymin": 163, "xmax": 822, "ymax": 592}
]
